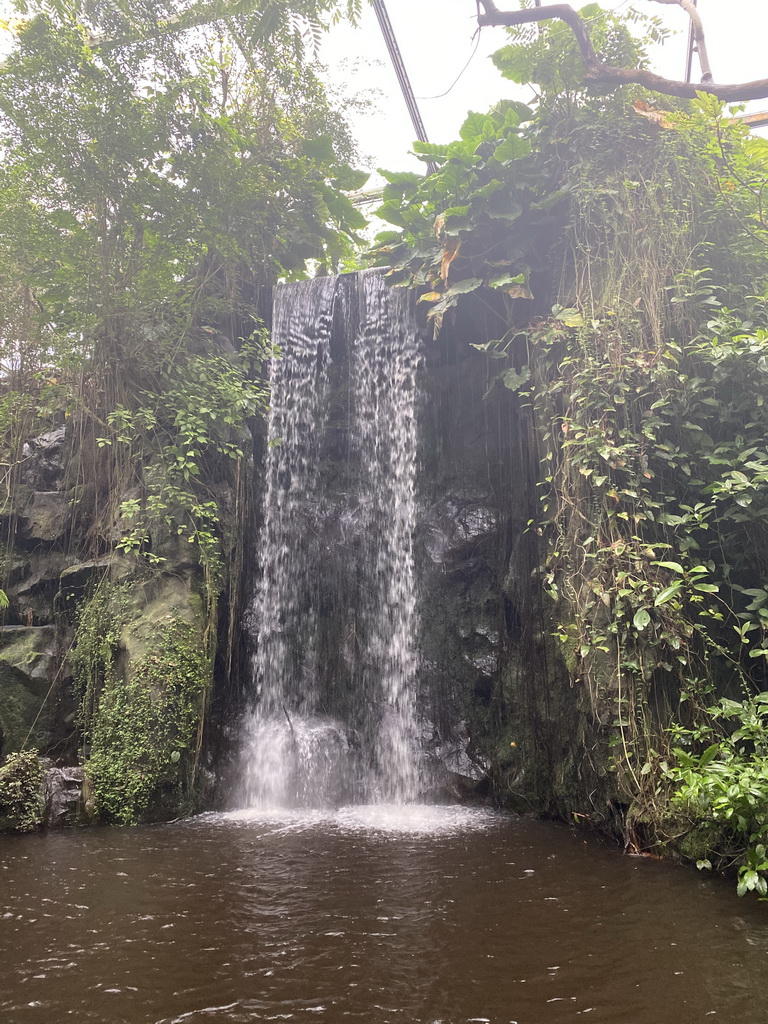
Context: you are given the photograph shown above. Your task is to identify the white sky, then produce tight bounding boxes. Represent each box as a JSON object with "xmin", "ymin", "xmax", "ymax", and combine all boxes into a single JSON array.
[
  {"xmin": 320, "ymin": 0, "xmax": 768, "ymax": 172},
  {"xmin": 0, "ymin": 1, "xmax": 766, "ymax": 172}
]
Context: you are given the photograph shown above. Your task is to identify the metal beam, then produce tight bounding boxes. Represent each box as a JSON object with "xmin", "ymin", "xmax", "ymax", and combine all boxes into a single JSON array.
[{"xmin": 734, "ymin": 110, "xmax": 768, "ymax": 130}]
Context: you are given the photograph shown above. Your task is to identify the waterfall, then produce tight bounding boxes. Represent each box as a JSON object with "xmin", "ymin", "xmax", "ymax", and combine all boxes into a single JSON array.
[
  {"xmin": 240, "ymin": 271, "xmax": 424, "ymax": 809},
  {"xmin": 353, "ymin": 273, "xmax": 421, "ymax": 803}
]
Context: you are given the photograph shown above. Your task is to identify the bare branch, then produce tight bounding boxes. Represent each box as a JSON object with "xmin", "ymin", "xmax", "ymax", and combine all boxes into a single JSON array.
[
  {"xmin": 476, "ymin": 2, "xmax": 768, "ymax": 101},
  {"xmin": 646, "ymin": 0, "xmax": 711, "ymax": 82}
]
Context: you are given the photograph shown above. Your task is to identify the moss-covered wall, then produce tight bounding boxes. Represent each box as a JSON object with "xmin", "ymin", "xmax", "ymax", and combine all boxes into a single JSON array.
[{"xmin": 0, "ymin": 416, "xmax": 247, "ymax": 830}]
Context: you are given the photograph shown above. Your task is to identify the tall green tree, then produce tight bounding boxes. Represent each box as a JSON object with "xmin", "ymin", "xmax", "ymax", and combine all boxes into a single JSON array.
[
  {"xmin": 0, "ymin": 0, "xmax": 367, "ymax": 558},
  {"xmin": 0, "ymin": 0, "xmax": 370, "ymax": 821}
]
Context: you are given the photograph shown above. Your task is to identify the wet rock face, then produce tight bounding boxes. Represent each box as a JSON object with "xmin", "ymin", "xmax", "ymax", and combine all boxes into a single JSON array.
[
  {"xmin": 415, "ymin": 307, "xmax": 533, "ymax": 795},
  {"xmin": 43, "ymin": 766, "xmax": 90, "ymax": 827},
  {"xmin": 0, "ymin": 424, "xmax": 75, "ymax": 757},
  {"xmin": 422, "ymin": 499, "xmax": 498, "ymax": 566},
  {"xmin": 21, "ymin": 426, "xmax": 67, "ymax": 491},
  {"xmin": 0, "ymin": 626, "xmax": 59, "ymax": 757},
  {"xmin": 21, "ymin": 490, "xmax": 70, "ymax": 543}
]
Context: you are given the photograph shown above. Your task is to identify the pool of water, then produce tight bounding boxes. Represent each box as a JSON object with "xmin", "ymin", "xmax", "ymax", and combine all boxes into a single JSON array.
[{"xmin": 2, "ymin": 805, "xmax": 767, "ymax": 1023}]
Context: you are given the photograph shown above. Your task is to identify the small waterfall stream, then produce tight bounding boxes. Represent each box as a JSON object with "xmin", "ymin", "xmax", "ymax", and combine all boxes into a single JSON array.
[{"xmin": 240, "ymin": 271, "xmax": 424, "ymax": 808}]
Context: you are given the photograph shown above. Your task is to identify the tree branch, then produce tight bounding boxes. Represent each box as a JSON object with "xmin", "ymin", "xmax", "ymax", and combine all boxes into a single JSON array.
[
  {"xmin": 476, "ymin": 2, "xmax": 768, "ymax": 101},
  {"xmin": 646, "ymin": 0, "xmax": 711, "ymax": 82}
]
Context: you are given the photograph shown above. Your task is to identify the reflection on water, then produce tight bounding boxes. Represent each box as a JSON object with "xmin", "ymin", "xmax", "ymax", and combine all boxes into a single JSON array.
[{"xmin": 2, "ymin": 806, "xmax": 768, "ymax": 1024}]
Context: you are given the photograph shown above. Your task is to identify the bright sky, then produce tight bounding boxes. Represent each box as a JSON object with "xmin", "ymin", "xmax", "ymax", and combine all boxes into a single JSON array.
[
  {"xmin": 320, "ymin": 0, "xmax": 768, "ymax": 172},
  {"xmin": 0, "ymin": 0, "xmax": 766, "ymax": 171}
]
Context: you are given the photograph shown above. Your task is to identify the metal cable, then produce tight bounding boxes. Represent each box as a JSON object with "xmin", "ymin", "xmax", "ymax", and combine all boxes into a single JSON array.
[{"xmin": 372, "ymin": 0, "xmax": 438, "ymax": 174}]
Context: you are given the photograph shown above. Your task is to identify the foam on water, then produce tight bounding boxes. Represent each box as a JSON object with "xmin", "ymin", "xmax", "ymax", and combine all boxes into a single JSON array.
[{"xmin": 219, "ymin": 804, "xmax": 502, "ymax": 836}]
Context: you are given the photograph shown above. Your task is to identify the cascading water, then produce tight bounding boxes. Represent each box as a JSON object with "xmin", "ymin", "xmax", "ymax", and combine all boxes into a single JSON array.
[
  {"xmin": 240, "ymin": 271, "xmax": 424, "ymax": 809},
  {"xmin": 240, "ymin": 275, "xmax": 339, "ymax": 809},
  {"xmin": 353, "ymin": 273, "xmax": 421, "ymax": 804}
]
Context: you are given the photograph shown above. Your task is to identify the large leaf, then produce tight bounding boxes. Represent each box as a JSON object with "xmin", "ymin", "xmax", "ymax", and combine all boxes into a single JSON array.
[
  {"xmin": 302, "ymin": 134, "xmax": 336, "ymax": 162},
  {"xmin": 654, "ymin": 583, "xmax": 682, "ymax": 606},
  {"xmin": 445, "ymin": 277, "xmax": 483, "ymax": 297},
  {"xmin": 502, "ymin": 366, "xmax": 531, "ymax": 391},
  {"xmin": 633, "ymin": 607, "xmax": 651, "ymax": 630}
]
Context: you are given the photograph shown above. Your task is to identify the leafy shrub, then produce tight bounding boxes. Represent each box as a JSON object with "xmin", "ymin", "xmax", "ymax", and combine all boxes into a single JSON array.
[
  {"xmin": 0, "ymin": 750, "xmax": 44, "ymax": 833},
  {"xmin": 368, "ymin": 4, "xmax": 768, "ymax": 891},
  {"xmin": 668, "ymin": 694, "xmax": 768, "ymax": 896}
]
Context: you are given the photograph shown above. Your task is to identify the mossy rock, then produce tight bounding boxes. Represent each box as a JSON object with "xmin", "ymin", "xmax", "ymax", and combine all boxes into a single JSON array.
[
  {"xmin": 86, "ymin": 616, "xmax": 212, "ymax": 824},
  {"xmin": 73, "ymin": 574, "xmax": 212, "ymax": 825},
  {"xmin": 0, "ymin": 627, "xmax": 56, "ymax": 756},
  {"xmin": 117, "ymin": 574, "xmax": 205, "ymax": 683}
]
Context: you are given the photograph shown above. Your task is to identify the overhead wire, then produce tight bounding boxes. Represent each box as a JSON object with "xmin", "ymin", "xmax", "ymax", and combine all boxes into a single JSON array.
[
  {"xmin": 416, "ymin": 27, "xmax": 482, "ymax": 101},
  {"xmin": 371, "ymin": 0, "xmax": 437, "ymax": 173}
]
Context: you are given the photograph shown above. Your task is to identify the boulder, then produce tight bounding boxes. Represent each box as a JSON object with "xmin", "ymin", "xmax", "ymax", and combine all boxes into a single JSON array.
[
  {"xmin": 422, "ymin": 499, "xmax": 498, "ymax": 565},
  {"xmin": 21, "ymin": 490, "xmax": 69, "ymax": 542},
  {"xmin": 43, "ymin": 766, "xmax": 89, "ymax": 827},
  {"xmin": 21, "ymin": 426, "xmax": 67, "ymax": 490},
  {"xmin": 0, "ymin": 626, "xmax": 57, "ymax": 756}
]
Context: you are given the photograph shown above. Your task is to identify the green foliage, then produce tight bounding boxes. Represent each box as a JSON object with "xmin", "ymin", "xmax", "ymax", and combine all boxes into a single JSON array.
[
  {"xmin": 70, "ymin": 580, "xmax": 131, "ymax": 738},
  {"xmin": 98, "ymin": 340, "xmax": 271, "ymax": 588},
  {"xmin": 84, "ymin": 618, "xmax": 212, "ymax": 825},
  {"xmin": 368, "ymin": 97, "xmax": 552, "ymax": 332},
  {"xmin": 0, "ymin": 0, "xmax": 369, "ymax": 650},
  {"xmin": 668, "ymin": 694, "xmax": 768, "ymax": 897},
  {"xmin": 0, "ymin": 5, "xmax": 367, "ymax": 441},
  {"xmin": 72, "ymin": 581, "xmax": 213, "ymax": 824},
  {"xmin": 372, "ymin": 6, "xmax": 768, "ymax": 891},
  {"xmin": 367, "ymin": 7, "xmax": 680, "ymax": 333},
  {"xmin": 0, "ymin": 750, "xmax": 44, "ymax": 833},
  {"xmin": 491, "ymin": 3, "xmax": 669, "ymax": 99}
]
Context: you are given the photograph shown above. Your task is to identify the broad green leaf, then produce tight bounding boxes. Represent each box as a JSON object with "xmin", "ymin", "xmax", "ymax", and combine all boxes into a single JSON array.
[
  {"xmin": 331, "ymin": 165, "xmax": 370, "ymax": 191},
  {"xmin": 653, "ymin": 561, "xmax": 685, "ymax": 574},
  {"xmin": 492, "ymin": 99, "xmax": 534, "ymax": 126},
  {"xmin": 698, "ymin": 744, "xmax": 720, "ymax": 768},
  {"xmin": 412, "ymin": 140, "xmax": 450, "ymax": 160},
  {"xmin": 633, "ymin": 607, "xmax": 651, "ymax": 630},
  {"xmin": 654, "ymin": 583, "xmax": 682, "ymax": 606},
  {"xmin": 555, "ymin": 308, "xmax": 584, "ymax": 328},
  {"xmin": 487, "ymin": 271, "xmax": 525, "ymax": 289},
  {"xmin": 377, "ymin": 168, "xmax": 423, "ymax": 187},
  {"xmin": 493, "ymin": 134, "xmax": 531, "ymax": 164},
  {"xmin": 302, "ymin": 134, "xmax": 336, "ymax": 162},
  {"xmin": 502, "ymin": 366, "xmax": 531, "ymax": 391},
  {"xmin": 445, "ymin": 277, "xmax": 483, "ymax": 297},
  {"xmin": 460, "ymin": 111, "xmax": 492, "ymax": 142}
]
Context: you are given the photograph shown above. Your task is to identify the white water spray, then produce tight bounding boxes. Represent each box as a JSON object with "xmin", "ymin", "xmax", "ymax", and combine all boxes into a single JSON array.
[{"xmin": 240, "ymin": 272, "xmax": 424, "ymax": 809}]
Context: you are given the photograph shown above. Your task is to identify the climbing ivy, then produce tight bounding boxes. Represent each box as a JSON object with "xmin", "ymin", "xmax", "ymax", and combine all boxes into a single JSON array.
[{"xmin": 70, "ymin": 580, "xmax": 131, "ymax": 741}]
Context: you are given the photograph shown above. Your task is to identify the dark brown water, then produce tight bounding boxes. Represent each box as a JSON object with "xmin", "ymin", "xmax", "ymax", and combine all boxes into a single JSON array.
[{"xmin": 2, "ymin": 805, "xmax": 767, "ymax": 1024}]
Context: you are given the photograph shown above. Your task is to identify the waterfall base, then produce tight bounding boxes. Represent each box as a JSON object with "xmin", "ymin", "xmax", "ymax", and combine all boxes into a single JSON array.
[{"xmin": 240, "ymin": 712, "xmax": 358, "ymax": 810}]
